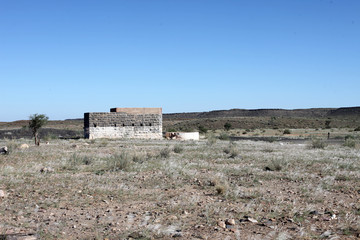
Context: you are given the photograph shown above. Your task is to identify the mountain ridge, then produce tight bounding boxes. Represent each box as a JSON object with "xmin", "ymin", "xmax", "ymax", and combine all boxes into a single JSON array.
[{"xmin": 163, "ymin": 107, "xmax": 360, "ymax": 120}]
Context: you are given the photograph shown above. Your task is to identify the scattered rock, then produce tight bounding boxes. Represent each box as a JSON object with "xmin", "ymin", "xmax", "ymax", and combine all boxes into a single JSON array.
[
  {"xmin": 168, "ymin": 215, "xmax": 178, "ymax": 220},
  {"xmin": 172, "ymin": 232, "xmax": 182, "ymax": 238},
  {"xmin": 19, "ymin": 144, "xmax": 29, "ymax": 149},
  {"xmin": 3, "ymin": 234, "xmax": 37, "ymax": 240},
  {"xmin": 226, "ymin": 224, "xmax": 234, "ymax": 229},
  {"xmin": 0, "ymin": 146, "xmax": 8, "ymax": 154},
  {"xmin": 128, "ymin": 231, "xmax": 146, "ymax": 239},
  {"xmin": 225, "ymin": 219, "xmax": 236, "ymax": 225},
  {"xmin": 0, "ymin": 190, "xmax": 6, "ymax": 198},
  {"xmin": 309, "ymin": 210, "xmax": 319, "ymax": 215},
  {"xmin": 40, "ymin": 167, "xmax": 54, "ymax": 173},
  {"xmin": 320, "ymin": 230, "xmax": 332, "ymax": 238},
  {"xmin": 217, "ymin": 220, "xmax": 226, "ymax": 229},
  {"xmin": 244, "ymin": 216, "xmax": 258, "ymax": 223}
]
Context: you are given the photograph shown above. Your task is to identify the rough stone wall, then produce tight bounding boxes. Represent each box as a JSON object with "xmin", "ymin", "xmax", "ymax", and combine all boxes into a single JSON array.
[{"xmin": 84, "ymin": 109, "xmax": 162, "ymax": 139}]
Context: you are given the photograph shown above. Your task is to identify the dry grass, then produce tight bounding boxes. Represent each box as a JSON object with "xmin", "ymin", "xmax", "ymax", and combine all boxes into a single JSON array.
[{"xmin": 0, "ymin": 136, "xmax": 359, "ymax": 239}]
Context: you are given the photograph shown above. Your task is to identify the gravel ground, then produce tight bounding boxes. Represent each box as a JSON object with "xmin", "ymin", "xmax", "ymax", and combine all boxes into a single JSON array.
[{"xmin": 0, "ymin": 137, "xmax": 359, "ymax": 239}]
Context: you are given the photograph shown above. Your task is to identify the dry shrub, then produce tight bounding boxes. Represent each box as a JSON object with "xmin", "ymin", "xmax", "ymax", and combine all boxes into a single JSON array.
[
  {"xmin": 106, "ymin": 152, "xmax": 133, "ymax": 171},
  {"xmin": 207, "ymin": 134, "xmax": 217, "ymax": 146},
  {"xmin": 264, "ymin": 158, "xmax": 286, "ymax": 171},
  {"xmin": 343, "ymin": 138, "xmax": 356, "ymax": 148},
  {"xmin": 309, "ymin": 139, "xmax": 327, "ymax": 149},
  {"xmin": 215, "ymin": 185, "xmax": 227, "ymax": 195},
  {"xmin": 223, "ymin": 142, "xmax": 239, "ymax": 158},
  {"xmin": 160, "ymin": 147, "xmax": 171, "ymax": 158},
  {"xmin": 173, "ymin": 144, "xmax": 184, "ymax": 153}
]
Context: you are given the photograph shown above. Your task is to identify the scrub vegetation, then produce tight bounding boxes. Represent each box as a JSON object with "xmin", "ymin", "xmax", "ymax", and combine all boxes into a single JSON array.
[{"xmin": 0, "ymin": 133, "xmax": 359, "ymax": 239}]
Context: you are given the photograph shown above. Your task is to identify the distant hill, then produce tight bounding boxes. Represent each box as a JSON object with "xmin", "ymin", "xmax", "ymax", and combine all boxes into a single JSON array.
[
  {"xmin": 163, "ymin": 107, "xmax": 360, "ymax": 120},
  {"xmin": 1, "ymin": 107, "xmax": 359, "ymax": 136}
]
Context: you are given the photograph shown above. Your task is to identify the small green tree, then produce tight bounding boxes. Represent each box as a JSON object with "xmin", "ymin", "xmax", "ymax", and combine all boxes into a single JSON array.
[
  {"xmin": 224, "ymin": 122, "xmax": 232, "ymax": 131},
  {"xmin": 29, "ymin": 114, "xmax": 49, "ymax": 146}
]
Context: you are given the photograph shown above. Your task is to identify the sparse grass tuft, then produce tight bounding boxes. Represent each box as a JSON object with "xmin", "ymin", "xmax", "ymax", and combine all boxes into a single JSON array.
[
  {"xmin": 159, "ymin": 147, "xmax": 171, "ymax": 158},
  {"xmin": 64, "ymin": 154, "xmax": 94, "ymax": 170},
  {"xmin": 343, "ymin": 138, "xmax": 356, "ymax": 148},
  {"xmin": 132, "ymin": 153, "xmax": 145, "ymax": 163},
  {"xmin": 173, "ymin": 144, "xmax": 184, "ymax": 153},
  {"xmin": 206, "ymin": 134, "xmax": 217, "ymax": 146},
  {"xmin": 4, "ymin": 141, "xmax": 20, "ymax": 154},
  {"xmin": 106, "ymin": 152, "xmax": 133, "ymax": 171}
]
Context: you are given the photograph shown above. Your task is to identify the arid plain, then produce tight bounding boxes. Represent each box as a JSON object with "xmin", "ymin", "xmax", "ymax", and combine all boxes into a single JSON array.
[{"xmin": 1, "ymin": 110, "xmax": 360, "ymax": 239}]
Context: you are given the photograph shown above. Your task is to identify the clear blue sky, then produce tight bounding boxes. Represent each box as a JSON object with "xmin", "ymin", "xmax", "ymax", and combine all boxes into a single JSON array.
[{"xmin": 1, "ymin": 0, "xmax": 359, "ymax": 121}]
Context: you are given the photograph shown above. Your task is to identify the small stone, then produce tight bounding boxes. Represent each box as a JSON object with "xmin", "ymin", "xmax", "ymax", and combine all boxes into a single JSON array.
[
  {"xmin": 7, "ymin": 235, "xmax": 37, "ymax": 240},
  {"xmin": 19, "ymin": 144, "xmax": 29, "ymax": 149},
  {"xmin": 217, "ymin": 220, "xmax": 226, "ymax": 229},
  {"xmin": 0, "ymin": 190, "xmax": 6, "ymax": 198},
  {"xmin": 309, "ymin": 210, "xmax": 319, "ymax": 215},
  {"xmin": 226, "ymin": 224, "xmax": 234, "ymax": 229},
  {"xmin": 168, "ymin": 215, "xmax": 178, "ymax": 220},
  {"xmin": 225, "ymin": 219, "xmax": 236, "ymax": 225},
  {"xmin": 172, "ymin": 233, "xmax": 182, "ymax": 237},
  {"xmin": 40, "ymin": 167, "xmax": 54, "ymax": 173},
  {"xmin": 321, "ymin": 230, "xmax": 331, "ymax": 237},
  {"xmin": 0, "ymin": 146, "xmax": 8, "ymax": 154},
  {"xmin": 247, "ymin": 217, "xmax": 258, "ymax": 223}
]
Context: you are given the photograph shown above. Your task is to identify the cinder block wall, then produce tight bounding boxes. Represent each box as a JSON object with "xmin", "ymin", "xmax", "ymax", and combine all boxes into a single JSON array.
[{"xmin": 84, "ymin": 108, "xmax": 162, "ymax": 139}]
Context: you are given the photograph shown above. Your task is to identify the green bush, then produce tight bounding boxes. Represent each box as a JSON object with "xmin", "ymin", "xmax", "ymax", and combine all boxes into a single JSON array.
[
  {"xmin": 219, "ymin": 132, "xmax": 230, "ymax": 140},
  {"xmin": 198, "ymin": 125, "xmax": 208, "ymax": 134},
  {"xmin": 345, "ymin": 135, "xmax": 355, "ymax": 140},
  {"xmin": 224, "ymin": 122, "xmax": 232, "ymax": 131},
  {"xmin": 283, "ymin": 129, "xmax": 291, "ymax": 134}
]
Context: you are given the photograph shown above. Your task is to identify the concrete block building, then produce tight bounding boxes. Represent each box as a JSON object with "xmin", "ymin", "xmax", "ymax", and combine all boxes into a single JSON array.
[{"xmin": 84, "ymin": 108, "xmax": 162, "ymax": 139}]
